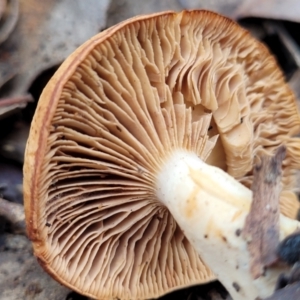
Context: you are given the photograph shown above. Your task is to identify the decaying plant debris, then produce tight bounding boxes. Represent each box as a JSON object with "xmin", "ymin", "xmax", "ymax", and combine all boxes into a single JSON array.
[{"xmin": 2, "ymin": 1, "xmax": 300, "ymax": 300}]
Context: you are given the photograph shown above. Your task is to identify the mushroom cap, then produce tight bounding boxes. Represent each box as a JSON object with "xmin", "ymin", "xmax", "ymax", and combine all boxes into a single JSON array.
[{"xmin": 24, "ymin": 10, "xmax": 300, "ymax": 299}]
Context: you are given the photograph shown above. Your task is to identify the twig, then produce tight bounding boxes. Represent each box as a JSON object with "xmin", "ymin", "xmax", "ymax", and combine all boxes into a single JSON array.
[
  {"xmin": 243, "ymin": 146, "xmax": 286, "ymax": 279},
  {"xmin": 0, "ymin": 94, "xmax": 33, "ymax": 107}
]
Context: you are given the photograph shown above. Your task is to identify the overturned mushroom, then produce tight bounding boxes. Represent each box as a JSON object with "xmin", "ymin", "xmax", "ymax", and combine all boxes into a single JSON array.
[{"xmin": 24, "ymin": 10, "xmax": 300, "ymax": 300}]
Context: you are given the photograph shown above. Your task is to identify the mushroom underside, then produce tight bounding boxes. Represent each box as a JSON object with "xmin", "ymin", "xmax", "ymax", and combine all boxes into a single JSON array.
[{"xmin": 24, "ymin": 10, "xmax": 300, "ymax": 300}]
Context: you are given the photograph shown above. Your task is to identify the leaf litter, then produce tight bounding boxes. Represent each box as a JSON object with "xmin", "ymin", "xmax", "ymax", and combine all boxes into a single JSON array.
[{"xmin": 2, "ymin": 0, "xmax": 300, "ymax": 299}]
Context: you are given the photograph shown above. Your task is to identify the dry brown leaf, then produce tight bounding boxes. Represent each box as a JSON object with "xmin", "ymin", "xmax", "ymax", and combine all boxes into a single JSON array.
[
  {"xmin": 233, "ymin": 0, "xmax": 300, "ymax": 22},
  {"xmin": 178, "ymin": 0, "xmax": 244, "ymax": 18},
  {"xmin": 0, "ymin": 0, "xmax": 5, "ymax": 17},
  {"xmin": 0, "ymin": 0, "xmax": 110, "ymax": 98},
  {"xmin": 179, "ymin": 0, "xmax": 300, "ymax": 22},
  {"xmin": 0, "ymin": 0, "xmax": 19, "ymax": 44},
  {"xmin": 107, "ymin": 0, "xmax": 182, "ymax": 27}
]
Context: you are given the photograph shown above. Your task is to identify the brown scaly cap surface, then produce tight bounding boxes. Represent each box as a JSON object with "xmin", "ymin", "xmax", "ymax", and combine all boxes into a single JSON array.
[{"xmin": 24, "ymin": 10, "xmax": 300, "ymax": 299}]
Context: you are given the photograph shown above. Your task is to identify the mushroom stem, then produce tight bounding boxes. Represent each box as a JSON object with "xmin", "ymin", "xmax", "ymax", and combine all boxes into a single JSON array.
[{"xmin": 156, "ymin": 150, "xmax": 300, "ymax": 300}]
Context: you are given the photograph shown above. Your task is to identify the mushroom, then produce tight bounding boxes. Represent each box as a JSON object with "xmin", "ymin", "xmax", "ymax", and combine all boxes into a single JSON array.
[{"xmin": 24, "ymin": 10, "xmax": 300, "ymax": 300}]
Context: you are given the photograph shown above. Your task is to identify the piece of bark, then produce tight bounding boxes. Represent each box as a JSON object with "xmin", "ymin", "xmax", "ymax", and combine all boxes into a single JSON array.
[
  {"xmin": 243, "ymin": 146, "xmax": 286, "ymax": 279},
  {"xmin": 0, "ymin": 197, "xmax": 25, "ymax": 234}
]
